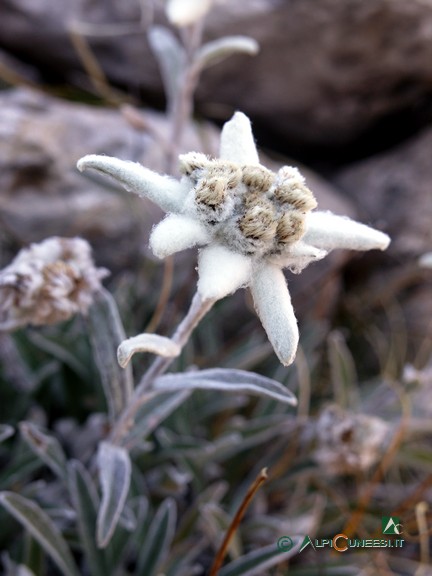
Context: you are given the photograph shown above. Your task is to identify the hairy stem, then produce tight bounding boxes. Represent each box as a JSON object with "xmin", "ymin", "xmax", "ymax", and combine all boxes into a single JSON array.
[
  {"xmin": 165, "ymin": 20, "xmax": 204, "ymax": 174},
  {"xmin": 109, "ymin": 292, "xmax": 215, "ymax": 445}
]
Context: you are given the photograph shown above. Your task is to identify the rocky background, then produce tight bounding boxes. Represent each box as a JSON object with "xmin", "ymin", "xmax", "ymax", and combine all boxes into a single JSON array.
[{"xmin": 0, "ymin": 0, "xmax": 431, "ymax": 362}]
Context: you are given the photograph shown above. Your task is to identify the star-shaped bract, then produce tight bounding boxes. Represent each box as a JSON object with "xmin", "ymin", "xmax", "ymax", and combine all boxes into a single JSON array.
[{"xmin": 78, "ymin": 112, "xmax": 390, "ymax": 366}]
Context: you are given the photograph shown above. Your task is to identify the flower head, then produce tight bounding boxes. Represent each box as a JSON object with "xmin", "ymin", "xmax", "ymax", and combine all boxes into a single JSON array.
[
  {"xmin": 313, "ymin": 404, "xmax": 390, "ymax": 475},
  {"xmin": 0, "ymin": 237, "xmax": 108, "ymax": 331},
  {"xmin": 165, "ymin": 0, "xmax": 216, "ymax": 27},
  {"xmin": 77, "ymin": 112, "xmax": 390, "ymax": 366}
]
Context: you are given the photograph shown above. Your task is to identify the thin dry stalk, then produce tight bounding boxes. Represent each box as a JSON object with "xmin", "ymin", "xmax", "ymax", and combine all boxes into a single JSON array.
[
  {"xmin": 145, "ymin": 256, "xmax": 174, "ymax": 333},
  {"xmin": 69, "ymin": 29, "xmax": 126, "ymax": 105},
  {"xmin": 295, "ymin": 345, "xmax": 311, "ymax": 418},
  {"xmin": 415, "ymin": 502, "xmax": 430, "ymax": 573},
  {"xmin": 120, "ymin": 104, "xmax": 170, "ymax": 152},
  {"xmin": 342, "ymin": 383, "xmax": 410, "ymax": 538},
  {"xmin": 393, "ymin": 474, "xmax": 432, "ymax": 517},
  {"xmin": 209, "ymin": 468, "xmax": 268, "ymax": 576}
]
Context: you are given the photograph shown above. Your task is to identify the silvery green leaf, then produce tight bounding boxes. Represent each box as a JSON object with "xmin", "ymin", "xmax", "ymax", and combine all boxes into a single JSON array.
[
  {"xmin": 0, "ymin": 445, "xmax": 42, "ymax": 490},
  {"xmin": 97, "ymin": 442, "xmax": 131, "ymax": 548},
  {"xmin": 327, "ymin": 330, "xmax": 358, "ymax": 409},
  {"xmin": 148, "ymin": 26, "xmax": 186, "ymax": 111},
  {"xmin": 1, "ymin": 555, "xmax": 36, "ymax": 576},
  {"xmin": 125, "ymin": 390, "xmax": 191, "ymax": 446},
  {"xmin": 163, "ymin": 538, "xmax": 206, "ymax": 576},
  {"xmin": 136, "ymin": 498, "xmax": 177, "ymax": 576},
  {"xmin": 0, "ymin": 492, "xmax": 79, "ymax": 576},
  {"xmin": 88, "ymin": 289, "xmax": 133, "ymax": 420},
  {"xmin": 68, "ymin": 460, "xmax": 108, "ymax": 576},
  {"xmin": 118, "ymin": 333, "xmax": 181, "ymax": 368},
  {"xmin": 154, "ymin": 368, "xmax": 297, "ymax": 405},
  {"xmin": 219, "ymin": 539, "xmax": 303, "ymax": 576},
  {"xmin": 19, "ymin": 422, "xmax": 67, "ymax": 480},
  {"xmin": 26, "ymin": 331, "xmax": 89, "ymax": 380},
  {"xmin": 200, "ymin": 502, "xmax": 238, "ymax": 554},
  {"xmin": 194, "ymin": 36, "xmax": 259, "ymax": 72},
  {"xmin": 0, "ymin": 424, "xmax": 14, "ymax": 443}
]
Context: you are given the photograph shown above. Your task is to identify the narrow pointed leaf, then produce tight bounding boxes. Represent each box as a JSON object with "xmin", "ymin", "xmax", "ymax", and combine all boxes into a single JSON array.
[
  {"xmin": 327, "ymin": 330, "xmax": 358, "ymax": 409},
  {"xmin": 195, "ymin": 36, "xmax": 259, "ymax": 71},
  {"xmin": 125, "ymin": 389, "xmax": 191, "ymax": 446},
  {"xmin": 154, "ymin": 368, "xmax": 297, "ymax": 405},
  {"xmin": 118, "ymin": 333, "xmax": 181, "ymax": 368},
  {"xmin": 219, "ymin": 539, "xmax": 302, "ymax": 576},
  {"xmin": 0, "ymin": 492, "xmax": 79, "ymax": 576},
  {"xmin": 0, "ymin": 424, "xmax": 14, "ymax": 443},
  {"xmin": 19, "ymin": 422, "xmax": 67, "ymax": 480},
  {"xmin": 136, "ymin": 498, "xmax": 177, "ymax": 576},
  {"xmin": 97, "ymin": 442, "xmax": 132, "ymax": 548},
  {"xmin": 2, "ymin": 555, "xmax": 36, "ymax": 576},
  {"xmin": 0, "ymin": 446, "xmax": 41, "ymax": 490},
  {"xmin": 68, "ymin": 460, "xmax": 108, "ymax": 576},
  {"xmin": 88, "ymin": 289, "xmax": 133, "ymax": 420},
  {"xmin": 148, "ymin": 26, "xmax": 186, "ymax": 111}
]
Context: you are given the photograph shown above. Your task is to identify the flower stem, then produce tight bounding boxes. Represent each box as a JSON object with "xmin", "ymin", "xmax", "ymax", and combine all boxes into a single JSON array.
[
  {"xmin": 165, "ymin": 19, "xmax": 204, "ymax": 174},
  {"xmin": 109, "ymin": 292, "xmax": 215, "ymax": 445},
  {"xmin": 136, "ymin": 292, "xmax": 215, "ymax": 393}
]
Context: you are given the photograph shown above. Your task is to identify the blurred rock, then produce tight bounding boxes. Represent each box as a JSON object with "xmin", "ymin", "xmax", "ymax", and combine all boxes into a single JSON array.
[
  {"xmin": 334, "ymin": 130, "xmax": 432, "ymax": 350},
  {"xmin": 0, "ymin": 88, "xmax": 145, "ymax": 271},
  {"xmin": 1, "ymin": 1, "xmax": 432, "ymax": 156},
  {"xmin": 335, "ymin": 127, "xmax": 432, "ymax": 257}
]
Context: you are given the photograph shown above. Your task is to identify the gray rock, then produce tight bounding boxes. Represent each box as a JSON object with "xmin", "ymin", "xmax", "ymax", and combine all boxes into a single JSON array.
[
  {"xmin": 334, "ymin": 129, "xmax": 432, "ymax": 348},
  {"xmin": 335, "ymin": 127, "xmax": 432, "ymax": 257},
  {"xmin": 1, "ymin": 0, "xmax": 432, "ymax": 150}
]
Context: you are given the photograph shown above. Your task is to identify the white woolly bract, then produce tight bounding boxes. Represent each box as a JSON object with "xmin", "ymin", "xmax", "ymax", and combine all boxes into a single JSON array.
[
  {"xmin": 219, "ymin": 112, "xmax": 259, "ymax": 165},
  {"xmin": 77, "ymin": 155, "xmax": 186, "ymax": 214},
  {"xmin": 150, "ymin": 214, "xmax": 210, "ymax": 258},
  {"xmin": 250, "ymin": 263, "xmax": 299, "ymax": 366},
  {"xmin": 303, "ymin": 211, "xmax": 390, "ymax": 252},
  {"xmin": 197, "ymin": 245, "xmax": 251, "ymax": 300},
  {"xmin": 268, "ymin": 241, "xmax": 328, "ymax": 274}
]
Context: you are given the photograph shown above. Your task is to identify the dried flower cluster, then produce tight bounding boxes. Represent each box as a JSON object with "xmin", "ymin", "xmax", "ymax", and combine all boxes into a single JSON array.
[
  {"xmin": 78, "ymin": 112, "xmax": 390, "ymax": 366},
  {"xmin": 0, "ymin": 237, "xmax": 108, "ymax": 331},
  {"xmin": 313, "ymin": 405, "xmax": 390, "ymax": 475}
]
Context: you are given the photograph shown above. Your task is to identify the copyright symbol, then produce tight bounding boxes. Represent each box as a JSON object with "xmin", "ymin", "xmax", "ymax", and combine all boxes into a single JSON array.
[{"xmin": 277, "ymin": 536, "xmax": 294, "ymax": 552}]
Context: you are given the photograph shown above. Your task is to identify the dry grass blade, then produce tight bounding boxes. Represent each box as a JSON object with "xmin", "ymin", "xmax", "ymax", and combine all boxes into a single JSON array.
[{"xmin": 209, "ymin": 468, "xmax": 268, "ymax": 576}]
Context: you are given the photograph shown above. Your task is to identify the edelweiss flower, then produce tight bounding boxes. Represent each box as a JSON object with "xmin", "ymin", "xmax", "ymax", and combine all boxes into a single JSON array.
[
  {"xmin": 166, "ymin": 0, "xmax": 215, "ymax": 27},
  {"xmin": 77, "ymin": 112, "xmax": 390, "ymax": 366},
  {"xmin": 0, "ymin": 237, "xmax": 108, "ymax": 330}
]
